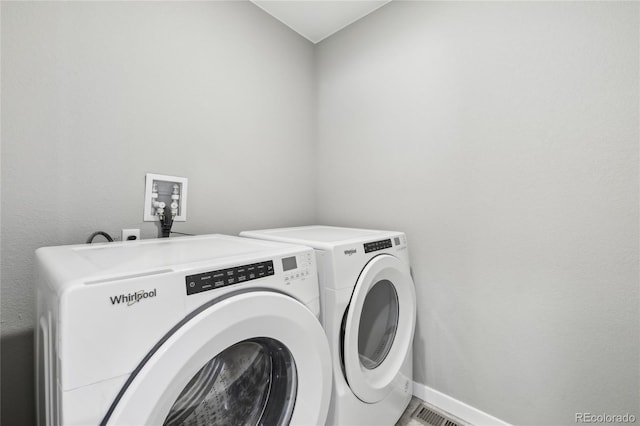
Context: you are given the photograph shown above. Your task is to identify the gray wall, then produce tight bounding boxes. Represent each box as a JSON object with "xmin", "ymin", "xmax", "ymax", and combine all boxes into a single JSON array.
[
  {"xmin": 1, "ymin": 2, "xmax": 315, "ymax": 424},
  {"xmin": 316, "ymin": 2, "xmax": 639, "ymax": 425},
  {"xmin": 3, "ymin": 2, "xmax": 639, "ymax": 426}
]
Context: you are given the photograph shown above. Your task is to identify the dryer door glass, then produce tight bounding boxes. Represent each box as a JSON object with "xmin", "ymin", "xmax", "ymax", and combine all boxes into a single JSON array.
[
  {"xmin": 358, "ymin": 279, "xmax": 399, "ymax": 369},
  {"xmin": 342, "ymin": 254, "xmax": 416, "ymax": 404},
  {"xmin": 163, "ymin": 337, "xmax": 297, "ymax": 426}
]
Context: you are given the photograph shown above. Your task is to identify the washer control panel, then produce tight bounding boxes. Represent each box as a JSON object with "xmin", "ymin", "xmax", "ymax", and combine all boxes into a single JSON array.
[
  {"xmin": 283, "ymin": 251, "xmax": 313, "ymax": 284},
  {"xmin": 185, "ymin": 260, "xmax": 274, "ymax": 295},
  {"xmin": 364, "ymin": 238, "xmax": 393, "ymax": 253}
]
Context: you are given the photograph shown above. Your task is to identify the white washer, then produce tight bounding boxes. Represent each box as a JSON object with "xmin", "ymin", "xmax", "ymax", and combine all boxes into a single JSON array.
[
  {"xmin": 35, "ymin": 234, "xmax": 332, "ymax": 426},
  {"xmin": 240, "ymin": 226, "xmax": 417, "ymax": 426}
]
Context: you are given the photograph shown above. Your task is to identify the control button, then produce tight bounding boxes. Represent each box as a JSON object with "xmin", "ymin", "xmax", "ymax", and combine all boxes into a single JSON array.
[{"xmin": 189, "ymin": 282, "xmax": 195, "ymax": 288}]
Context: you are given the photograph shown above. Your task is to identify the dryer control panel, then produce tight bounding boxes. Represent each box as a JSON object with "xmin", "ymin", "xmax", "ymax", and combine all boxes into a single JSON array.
[
  {"xmin": 364, "ymin": 238, "xmax": 393, "ymax": 253},
  {"xmin": 185, "ymin": 260, "xmax": 274, "ymax": 295}
]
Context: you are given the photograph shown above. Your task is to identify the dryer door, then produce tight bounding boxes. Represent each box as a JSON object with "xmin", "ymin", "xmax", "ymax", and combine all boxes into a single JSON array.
[
  {"xmin": 101, "ymin": 291, "xmax": 331, "ymax": 426},
  {"xmin": 342, "ymin": 254, "xmax": 416, "ymax": 403}
]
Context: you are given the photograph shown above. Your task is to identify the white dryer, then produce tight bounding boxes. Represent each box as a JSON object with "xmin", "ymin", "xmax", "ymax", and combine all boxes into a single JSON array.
[
  {"xmin": 240, "ymin": 226, "xmax": 417, "ymax": 426},
  {"xmin": 35, "ymin": 234, "xmax": 332, "ymax": 426}
]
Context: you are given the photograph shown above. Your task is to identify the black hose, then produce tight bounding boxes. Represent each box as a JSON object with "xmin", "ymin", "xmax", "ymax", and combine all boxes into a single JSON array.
[
  {"xmin": 86, "ymin": 231, "xmax": 114, "ymax": 244},
  {"xmin": 159, "ymin": 214, "xmax": 174, "ymax": 238}
]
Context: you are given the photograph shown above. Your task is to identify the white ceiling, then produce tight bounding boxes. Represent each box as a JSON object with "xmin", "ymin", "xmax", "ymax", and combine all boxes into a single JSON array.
[{"xmin": 251, "ymin": 0, "xmax": 391, "ymax": 44}]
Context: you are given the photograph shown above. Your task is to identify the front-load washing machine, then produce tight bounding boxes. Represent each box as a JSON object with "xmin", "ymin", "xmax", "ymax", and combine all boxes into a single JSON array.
[
  {"xmin": 35, "ymin": 234, "xmax": 332, "ymax": 426},
  {"xmin": 240, "ymin": 226, "xmax": 417, "ymax": 426}
]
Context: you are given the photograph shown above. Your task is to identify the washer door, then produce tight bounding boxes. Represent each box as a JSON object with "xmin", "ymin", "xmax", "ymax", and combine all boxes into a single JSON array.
[
  {"xmin": 101, "ymin": 291, "xmax": 332, "ymax": 426},
  {"xmin": 342, "ymin": 254, "xmax": 416, "ymax": 403}
]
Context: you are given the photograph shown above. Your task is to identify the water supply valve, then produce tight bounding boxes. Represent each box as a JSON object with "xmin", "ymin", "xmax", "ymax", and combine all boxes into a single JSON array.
[{"xmin": 143, "ymin": 173, "xmax": 188, "ymax": 222}]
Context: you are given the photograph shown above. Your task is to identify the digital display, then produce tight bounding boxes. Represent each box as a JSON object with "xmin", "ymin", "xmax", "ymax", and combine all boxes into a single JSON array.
[{"xmin": 282, "ymin": 256, "xmax": 297, "ymax": 272}]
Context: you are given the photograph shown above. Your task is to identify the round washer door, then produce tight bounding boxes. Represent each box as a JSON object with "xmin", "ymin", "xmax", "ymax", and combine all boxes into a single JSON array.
[
  {"xmin": 343, "ymin": 254, "xmax": 416, "ymax": 403},
  {"xmin": 101, "ymin": 291, "xmax": 332, "ymax": 426}
]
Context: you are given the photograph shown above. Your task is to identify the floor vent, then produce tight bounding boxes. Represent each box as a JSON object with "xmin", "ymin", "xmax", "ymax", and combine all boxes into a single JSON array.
[{"xmin": 411, "ymin": 404, "xmax": 462, "ymax": 426}]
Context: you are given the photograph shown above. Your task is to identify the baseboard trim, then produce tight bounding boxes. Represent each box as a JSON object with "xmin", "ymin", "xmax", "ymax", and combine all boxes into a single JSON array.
[{"xmin": 412, "ymin": 382, "xmax": 511, "ymax": 426}]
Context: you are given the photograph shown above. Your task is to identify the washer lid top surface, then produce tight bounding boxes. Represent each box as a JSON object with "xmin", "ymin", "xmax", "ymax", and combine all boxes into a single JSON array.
[
  {"xmin": 36, "ymin": 234, "xmax": 308, "ymax": 290},
  {"xmin": 73, "ymin": 234, "xmax": 293, "ymax": 270}
]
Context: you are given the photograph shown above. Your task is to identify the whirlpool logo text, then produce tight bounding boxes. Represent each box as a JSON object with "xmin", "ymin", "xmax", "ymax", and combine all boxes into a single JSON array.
[
  {"xmin": 110, "ymin": 289, "xmax": 157, "ymax": 306},
  {"xmin": 344, "ymin": 249, "xmax": 357, "ymax": 256}
]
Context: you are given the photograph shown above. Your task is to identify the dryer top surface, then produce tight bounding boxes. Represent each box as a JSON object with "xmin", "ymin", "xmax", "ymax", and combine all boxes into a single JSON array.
[{"xmin": 241, "ymin": 226, "xmax": 402, "ymax": 250}]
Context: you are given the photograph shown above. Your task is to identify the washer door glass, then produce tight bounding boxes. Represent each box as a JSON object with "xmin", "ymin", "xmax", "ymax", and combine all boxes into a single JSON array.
[
  {"xmin": 164, "ymin": 338, "xmax": 297, "ymax": 426},
  {"xmin": 358, "ymin": 279, "xmax": 399, "ymax": 370}
]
